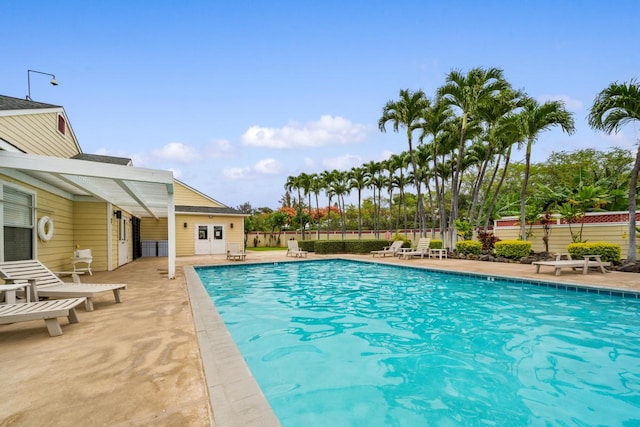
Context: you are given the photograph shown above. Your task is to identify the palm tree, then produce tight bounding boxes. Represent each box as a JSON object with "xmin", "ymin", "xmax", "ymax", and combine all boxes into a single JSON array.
[
  {"xmin": 390, "ymin": 153, "xmax": 410, "ymax": 232},
  {"xmin": 419, "ymin": 97, "xmax": 454, "ymax": 242},
  {"xmin": 517, "ymin": 97, "xmax": 575, "ymax": 240},
  {"xmin": 384, "ymin": 156, "xmax": 401, "ymax": 232},
  {"xmin": 284, "ymin": 175, "xmax": 303, "ymax": 237},
  {"xmin": 331, "ymin": 170, "xmax": 349, "ymax": 239},
  {"xmin": 320, "ymin": 170, "xmax": 335, "ymax": 239},
  {"xmin": 414, "ymin": 143, "xmax": 436, "ymax": 236},
  {"xmin": 298, "ymin": 172, "xmax": 312, "ymax": 240},
  {"xmin": 364, "ymin": 160, "xmax": 383, "ymax": 238},
  {"xmin": 481, "ymin": 112, "xmax": 524, "ymax": 231},
  {"xmin": 438, "ymin": 67, "xmax": 509, "ymax": 248},
  {"xmin": 469, "ymin": 87, "xmax": 526, "ymax": 231},
  {"xmin": 309, "ymin": 173, "xmax": 323, "ymax": 239},
  {"xmin": 588, "ymin": 79, "xmax": 640, "ymax": 262},
  {"xmin": 379, "ymin": 89, "xmax": 430, "ymax": 236},
  {"xmin": 348, "ymin": 166, "xmax": 369, "ymax": 239}
]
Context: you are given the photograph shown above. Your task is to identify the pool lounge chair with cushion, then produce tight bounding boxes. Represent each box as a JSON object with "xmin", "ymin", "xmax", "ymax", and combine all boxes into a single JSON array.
[
  {"xmin": 0, "ymin": 260, "xmax": 127, "ymax": 311},
  {"xmin": 226, "ymin": 242, "xmax": 246, "ymax": 261},
  {"xmin": 532, "ymin": 253, "xmax": 611, "ymax": 276},
  {"xmin": 0, "ymin": 297, "xmax": 86, "ymax": 337},
  {"xmin": 371, "ymin": 240, "xmax": 404, "ymax": 257},
  {"xmin": 286, "ymin": 240, "xmax": 308, "ymax": 258},
  {"xmin": 399, "ymin": 238, "xmax": 431, "ymax": 260}
]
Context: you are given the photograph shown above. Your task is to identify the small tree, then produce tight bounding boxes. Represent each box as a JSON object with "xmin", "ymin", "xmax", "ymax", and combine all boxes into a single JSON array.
[
  {"xmin": 264, "ymin": 211, "xmax": 288, "ymax": 247},
  {"xmin": 558, "ymin": 203, "xmax": 584, "ymax": 243}
]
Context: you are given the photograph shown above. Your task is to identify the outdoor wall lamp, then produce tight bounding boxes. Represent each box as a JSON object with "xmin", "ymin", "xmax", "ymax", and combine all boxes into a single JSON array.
[
  {"xmin": 230, "ymin": 223, "xmax": 234, "ymax": 229},
  {"xmin": 26, "ymin": 69, "xmax": 58, "ymax": 100},
  {"xmin": 183, "ymin": 222, "xmax": 188, "ymax": 228}
]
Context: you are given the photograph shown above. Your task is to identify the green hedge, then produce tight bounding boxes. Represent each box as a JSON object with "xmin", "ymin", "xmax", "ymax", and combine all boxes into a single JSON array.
[
  {"xmin": 313, "ymin": 240, "xmax": 345, "ymax": 254},
  {"xmin": 495, "ymin": 240, "xmax": 532, "ymax": 260},
  {"xmin": 430, "ymin": 239, "xmax": 443, "ymax": 249},
  {"xmin": 295, "ymin": 239, "xmax": 414, "ymax": 254},
  {"xmin": 344, "ymin": 239, "xmax": 396, "ymax": 254},
  {"xmin": 297, "ymin": 240, "xmax": 315, "ymax": 252},
  {"xmin": 455, "ymin": 240, "xmax": 482, "ymax": 256},
  {"xmin": 567, "ymin": 242, "xmax": 621, "ymax": 263}
]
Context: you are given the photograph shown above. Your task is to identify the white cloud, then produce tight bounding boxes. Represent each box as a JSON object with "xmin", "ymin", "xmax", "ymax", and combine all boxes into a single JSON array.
[
  {"xmin": 151, "ymin": 142, "xmax": 197, "ymax": 163},
  {"xmin": 303, "ymin": 157, "xmax": 317, "ymax": 170},
  {"xmin": 380, "ymin": 150, "xmax": 395, "ymax": 161},
  {"xmin": 222, "ymin": 158, "xmax": 283, "ymax": 181},
  {"xmin": 602, "ymin": 130, "xmax": 627, "ymax": 142},
  {"xmin": 203, "ymin": 139, "xmax": 234, "ymax": 158},
  {"xmin": 223, "ymin": 167, "xmax": 252, "ymax": 180},
  {"xmin": 167, "ymin": 167, "xmax": 182, "ymax": 179},
  {"xmin": 241, "ymin": 115, "xmax": 371, "ymax": 149},
  {"xmin": 322, "ymin": 154, "xmax": 364, "ymax": 170},
  {"xmin": 538, "ymin": 94, "xmax": 583, "ymax": 112},
  {"xmin": 254, "ymin": 158, "xmax": 283, "ymax": 175}
]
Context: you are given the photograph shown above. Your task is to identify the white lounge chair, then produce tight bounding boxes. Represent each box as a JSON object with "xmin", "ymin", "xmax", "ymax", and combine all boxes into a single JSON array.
[
  {"xmin": 532, "ymin": 253, "xmax": 610, "ymax": 276},
  {"xmin": 371, "ymin": 240, "xmax": 404, "ymax": 257},
  {"xmin": 0, "ymin": 260, "xmax": 127, "ymax": 311},
  {"xmin": 286, "ymin": 240, "xmax": 308, "ymax": 258},
  {"xmin": 226, "ymin": 242, "xmax": 246, "ymax": 261},
  {"xmin": 0, "ymin": 297, "xmax": 86, "ymax": 336},
  {"xmin": 399, "ymin": 238, "xmax": 431, "ymax": 260}
]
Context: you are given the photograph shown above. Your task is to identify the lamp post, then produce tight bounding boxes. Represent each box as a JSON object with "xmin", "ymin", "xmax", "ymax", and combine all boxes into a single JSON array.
[{"xmin": 26, "ymin": 69, "xmax": 58, "ymax": 100}]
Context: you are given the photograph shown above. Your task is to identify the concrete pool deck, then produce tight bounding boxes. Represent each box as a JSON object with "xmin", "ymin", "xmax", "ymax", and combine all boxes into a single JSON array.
[{"xmin": 1, "ymin": 251, "xmax": 639, "ymax": 426}]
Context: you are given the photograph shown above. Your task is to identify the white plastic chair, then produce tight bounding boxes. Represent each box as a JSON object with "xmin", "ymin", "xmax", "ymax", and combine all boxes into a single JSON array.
[{"xmin": 71, "ymin": 249, "xmax": 93, "ymax": 275}]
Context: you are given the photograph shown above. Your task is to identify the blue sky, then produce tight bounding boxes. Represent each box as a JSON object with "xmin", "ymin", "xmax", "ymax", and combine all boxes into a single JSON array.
[{"xmin": 2, "ymin": 1, "xmax": 639, "ymax": 209}]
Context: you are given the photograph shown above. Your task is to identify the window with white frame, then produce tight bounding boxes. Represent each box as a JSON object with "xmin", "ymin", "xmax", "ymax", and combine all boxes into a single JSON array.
[{"xmin": 1, "ymin": 183, "xmax": 35, "ymax": 261}]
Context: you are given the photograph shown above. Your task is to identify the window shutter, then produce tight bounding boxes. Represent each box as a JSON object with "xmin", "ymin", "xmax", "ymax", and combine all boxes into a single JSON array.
[{"xmin": 3, "ymin": 187, "xmax": 33, "ymax": 227}]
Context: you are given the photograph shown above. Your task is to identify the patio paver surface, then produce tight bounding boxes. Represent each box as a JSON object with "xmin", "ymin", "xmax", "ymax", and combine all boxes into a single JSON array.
[{"xmin": 1, "ymin": 251, "xmax": 638, "ymax": 426}]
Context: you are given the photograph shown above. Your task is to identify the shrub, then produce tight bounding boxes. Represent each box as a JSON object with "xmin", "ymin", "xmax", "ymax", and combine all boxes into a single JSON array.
[
  {"xmin": 495, "ymin": 240, "xmax": 532, "ymax": 260},
  {"xmin": 298, "ymin": 240, "xmax": 315, "ymax": 252},
  {"xmin": 314, "ymin": 240, "xmax": 345, "ymax": 254},
  {"xmin": 477, "ymin": 231, "xmax": 500, "ymax": 252},
  {"xmin": 567, "ymin": 242, "xmax": 621, "ymax": 263},
  {"xmin": 392, "ymin": 234, "xmax": 412, "ymax": 248},
  {"xmin": 303, "ymin": 239, "xmax": 409, "ymax": 254},
  {"xmin": 430, "ymin": 239, "xmax": 443, "ymax": 249},
  {"xmin": 456, "ymin": 240, "xmax": 482, "ymax": 256},
  {"xmin": 344, "ymin": 239, "xmax": 389, "ymax": 254}
]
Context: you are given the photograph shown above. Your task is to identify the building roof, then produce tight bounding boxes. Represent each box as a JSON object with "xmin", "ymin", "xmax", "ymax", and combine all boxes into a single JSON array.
[
  {"xmin": 176, "ymin": 205, "xmax": 247, "ymax": 216},
  {"xmin": 0, "ymin": 150, "xmax": 174, "ymax": 219},
  {"xmin": 0, "ymin": 94, "xmax": 61, "ymax": 111},
  {"xmin": 71, "ymin": 153, "xmax": 133, "ymax": 166}
]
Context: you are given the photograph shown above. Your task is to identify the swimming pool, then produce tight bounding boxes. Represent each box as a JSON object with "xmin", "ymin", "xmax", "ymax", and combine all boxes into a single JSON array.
[{"xmin": 196, "ymin": 259, "xmax": 640, "ymax": 426}]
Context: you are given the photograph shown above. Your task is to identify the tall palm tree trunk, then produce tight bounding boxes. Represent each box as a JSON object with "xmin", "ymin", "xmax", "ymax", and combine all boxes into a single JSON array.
[
  {"xmin": 476, "ymin": 155, "xmax": 501, "ymax": 231},
  {"xmin": 484, "ymin": 146, "xmax": 513, "ymax": 231},
  {"xmin": 449, "ymin": 114, "xmax": 468, "ymax": 248},
  {"xmin": 315, "ymin": 193, "xmax": 320, "ymax": 240},
  {"xmin": 627, "ymin": 145, "xmax": 639, "ymax": 262},
  {"xmin": 520, "ymin": 139, "xmax": 533, "ymax": 240}
]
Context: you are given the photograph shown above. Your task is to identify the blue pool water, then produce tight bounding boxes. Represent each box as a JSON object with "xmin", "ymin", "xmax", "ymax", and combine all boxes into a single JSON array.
[{"xmin": 197, "ymin": 259, "xmax": 640, "ymax": 426}]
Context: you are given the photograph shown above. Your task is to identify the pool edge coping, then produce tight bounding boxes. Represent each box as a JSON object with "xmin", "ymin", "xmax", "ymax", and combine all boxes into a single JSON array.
[{"xmin": 184, "ymin": 265, "xmax": 282, "ymax": 427}]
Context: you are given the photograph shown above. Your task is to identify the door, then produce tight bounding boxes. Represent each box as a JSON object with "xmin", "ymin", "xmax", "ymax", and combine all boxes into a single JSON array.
[
  {"xmin": 194, "ymin": 224, "xmax": 226, "ymax": 255},
  {"xmin": 118, "ymin": 215, "xmax": 129, "ymax": 266}
]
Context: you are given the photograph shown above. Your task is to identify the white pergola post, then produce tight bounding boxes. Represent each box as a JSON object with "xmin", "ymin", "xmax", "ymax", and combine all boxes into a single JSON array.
[{"xmin": 167, "ymin": 185, "xmax": 176, "ymax": 279}]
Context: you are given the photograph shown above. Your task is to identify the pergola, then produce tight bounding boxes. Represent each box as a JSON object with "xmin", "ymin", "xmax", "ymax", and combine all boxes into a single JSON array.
[{"xmin": 0, "ymin": 150, "xmax": 176, "ymax": 278}]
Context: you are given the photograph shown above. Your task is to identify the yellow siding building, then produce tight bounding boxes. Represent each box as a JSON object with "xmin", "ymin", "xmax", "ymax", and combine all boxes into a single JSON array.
[{"xmin": 0, "ymin": 94, "xmax": 245, "ymax": 277}]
